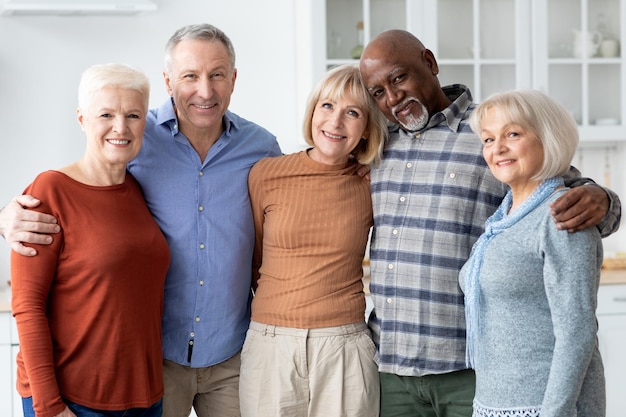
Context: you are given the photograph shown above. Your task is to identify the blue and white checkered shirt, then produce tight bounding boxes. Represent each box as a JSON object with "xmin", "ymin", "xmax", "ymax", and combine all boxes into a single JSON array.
[
  {"xmin": 368, "ymin": 84, "xmax": 506, "ymax": 376},
  {"xmin": 368, "ymin": 84, "xmax": 622, "ymax": 377}
]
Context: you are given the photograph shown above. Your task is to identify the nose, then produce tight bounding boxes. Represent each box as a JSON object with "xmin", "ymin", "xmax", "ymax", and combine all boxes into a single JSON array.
[
  {"xmin": 112, "ymin": 116, "xmax": 129, "ymax": 133},
  {"xmin": 385, "ymin": 85, "xmax": 403, "ymax": 107},
  {"xmin": 493, "ymin": 137, "xmax": 508, "ymax": 153},
  {"xmin": 197, "ymin": 77, "xmax": 213, "ymax": 99},
  {"xmin": 330, "ymin": 111, "xmax": 344, "ymax": 127}
]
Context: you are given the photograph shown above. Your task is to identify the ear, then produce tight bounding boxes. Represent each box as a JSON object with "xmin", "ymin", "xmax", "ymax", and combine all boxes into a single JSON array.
[
  {"xmin": 423, "ymin": 49, "xmax": 440, "ymax": 76},
  {"xmin": 230, "ymin": 68, "xmax": 238, "ymax": 94},
  {"xmin": 76, "ymin": 108, "xmax": 86, "ymax": 132},
  {"xmin": 163, "ymin": 70, "xmax": 173, "ymax": 96}
]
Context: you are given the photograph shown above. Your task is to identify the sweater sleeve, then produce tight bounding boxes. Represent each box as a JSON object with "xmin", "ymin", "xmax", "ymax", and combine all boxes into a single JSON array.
[
  {"xmin": 539, "ymin": 216, "xmax": 602, "ymax": 417},
  {"xmin": 11, "ymin": 173, "xmax": 67, "ymax": 417}
]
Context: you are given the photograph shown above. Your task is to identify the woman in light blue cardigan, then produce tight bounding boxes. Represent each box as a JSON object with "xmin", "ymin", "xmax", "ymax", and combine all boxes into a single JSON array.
[{"xmin": 459, "ymin": 89, "xmax": 605, "ymax": 417}]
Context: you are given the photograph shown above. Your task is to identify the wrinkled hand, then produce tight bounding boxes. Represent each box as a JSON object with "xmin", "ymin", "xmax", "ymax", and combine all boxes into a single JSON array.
[
  {"xmin": 54, "ymin": 406, "xmax": 77, "ymax": 417},
  {"xmin": 550, "ymin": 185, "xmax": 608, "ymax": 233},
  {"xmin": 0, "ymin": 195, "xmax": 60, "ymax": 256}
]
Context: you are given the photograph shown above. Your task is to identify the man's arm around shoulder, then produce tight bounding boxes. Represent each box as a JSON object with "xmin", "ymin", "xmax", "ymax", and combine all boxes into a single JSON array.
[{"xmin": 0, "ymin": 195, "xmax": 60, "ymax": 256}]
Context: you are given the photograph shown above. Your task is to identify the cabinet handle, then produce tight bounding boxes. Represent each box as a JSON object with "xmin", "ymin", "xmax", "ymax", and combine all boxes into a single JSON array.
[{"xmin": 613, "ymin": 297, "xmax": 626, "ymax": 303}]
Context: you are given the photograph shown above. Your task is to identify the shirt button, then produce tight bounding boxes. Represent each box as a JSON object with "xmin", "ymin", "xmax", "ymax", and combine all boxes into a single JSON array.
[
  {"xmin": 200, "ymin": 243, "xmax": 205, "ymax": 249},
  {"xmin": 449, "ymin": 173, "xmax": 456, "ymax": 179},
  {"xmin": 198, "ymin": 206, "xmax": 204, "ymax": 212},
  {"xmin": 195, "ymin": 316, "xmax": 201, "ymax": 322},
  {"xmin": 190, "ymin": 332, "xmax": 195, "ymax": 337},
  {"xmin": 388, "ymin": 264, "xmax": 394, "ymax": 270},
  {"xmin": 199, "ymin": 280, "xmax": 204, "ymax": 286},
  {"xmin": 399, "ymin": 196, "xmax": 406, "ymax": 202},
  {"xmin": 199, "ymin": 171, "xmax": 204, "ymax": 177},
  {"xmin": 413, "ymin": 133, "xmax": 421, "ymax": 139},
  {"xmin": 406, "ymin": 162, "xmax": 412, "ymax": 168},
  {"xmin": 386, "ymin": 298, "xmax": 393, "ymax": 304},
  {"xmin": 392, "ymin": 229, "xmax": 398, "ymax": 235},
  {"xmin": 189, "ymin": 340, "xmax": 194, "ymax": 346}
]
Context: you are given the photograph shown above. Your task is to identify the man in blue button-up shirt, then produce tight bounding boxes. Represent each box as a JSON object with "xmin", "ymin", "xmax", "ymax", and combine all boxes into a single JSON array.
[
  {"xmin": 0, "ymin": 24, "xmax": 281, "ymax": 417},
  {"xmin": 128, "ymin": 23, "xmax": 281, "ymax": 417}
]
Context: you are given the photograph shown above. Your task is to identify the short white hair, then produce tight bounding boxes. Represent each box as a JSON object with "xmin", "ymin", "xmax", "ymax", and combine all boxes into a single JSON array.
[{"xmin": 78, "ymin": 63, "xmax": 150, "ymax": 112}]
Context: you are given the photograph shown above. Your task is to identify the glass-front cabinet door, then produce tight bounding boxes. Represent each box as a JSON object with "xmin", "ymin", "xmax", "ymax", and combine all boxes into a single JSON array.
[
  {"xmin": 532, "ymin": 0, "xmax": 625, "ymax": 142},
  {"xmin": 320, "ymin": 0, "xmax": 529, "ymax": 103},
  {"xmin": 431, "ymin": 0, "xmax": 530, "ymax": 102},
  {"xmin": 308, "ymin": 0, "xmax": 626, "ymax": 142},
  {"xmin": 326, "ymin": 0, "xmax": 408, "ymax": 64}
]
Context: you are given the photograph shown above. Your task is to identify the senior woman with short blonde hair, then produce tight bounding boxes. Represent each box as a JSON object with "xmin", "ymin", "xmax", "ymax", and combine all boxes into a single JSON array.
[{"xmin": 460, "ymin": 89, "xmax": 605, "ymax": 417}]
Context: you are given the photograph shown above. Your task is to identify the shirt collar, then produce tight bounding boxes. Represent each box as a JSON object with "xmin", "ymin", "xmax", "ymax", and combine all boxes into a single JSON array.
[{"xmin": 155, "ymin": 97, "xmax": 237, "ymax": 138}]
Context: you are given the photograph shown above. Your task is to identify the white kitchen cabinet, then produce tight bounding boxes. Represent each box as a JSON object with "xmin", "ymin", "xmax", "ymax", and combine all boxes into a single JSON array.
[
  {"xmin": 597, "ymin": 284, "xmax": 626, "ymax": 417},
  {"xmin": 306, "ymin": 0, "xmax": 626, "ymax": 142},
  {"xmin": 0, "ymin": 311, "xmax": 20, "ymax": 417},
  {"xmin": 0, "ymin": 335, "xmax": 12, "ymax": 415},
  {"xmin": 533, "ymin": 0, "xmax": 626, "ymax": 142}
]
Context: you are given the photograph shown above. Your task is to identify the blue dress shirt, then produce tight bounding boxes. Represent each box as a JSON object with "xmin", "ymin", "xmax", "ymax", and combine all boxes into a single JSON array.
[{"xmin": 128, "ymin": 98, "xmax": 282, "ymax": 367}]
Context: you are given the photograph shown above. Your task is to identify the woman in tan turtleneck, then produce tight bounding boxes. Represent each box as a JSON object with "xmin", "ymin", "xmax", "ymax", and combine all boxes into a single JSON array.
[{"xmin": 240, "ymin": 64, "xmax": 388, "ymax": 417}]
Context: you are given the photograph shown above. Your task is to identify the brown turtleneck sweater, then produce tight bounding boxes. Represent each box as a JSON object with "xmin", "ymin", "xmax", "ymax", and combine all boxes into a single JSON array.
[{"xmin": 248, "ymin": 151, "xmax": 372, "ymax": 329}]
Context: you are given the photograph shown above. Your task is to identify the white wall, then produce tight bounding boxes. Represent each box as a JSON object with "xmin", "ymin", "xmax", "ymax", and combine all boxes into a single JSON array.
[{"xmin": 0, "ymin": 0, "xmax": 312, "ymax": 287}]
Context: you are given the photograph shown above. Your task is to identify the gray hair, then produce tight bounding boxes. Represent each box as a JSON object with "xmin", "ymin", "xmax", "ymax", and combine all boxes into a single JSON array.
[
  {"xmin": 469, "ymin": 89, "xmax": 579, "ymax": 181},
  {"xmin": 164, "ymin": 23, "xmax": 236, "ymax": 74},
  {"xmin": 78, "ymin": 63, "xmax": 150, "ymax": 112}
]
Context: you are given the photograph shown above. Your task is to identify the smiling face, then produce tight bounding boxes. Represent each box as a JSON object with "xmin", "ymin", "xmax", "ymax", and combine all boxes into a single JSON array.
[
  {"xmin": 359, "ymin": 31, "xmax": 446, "ymax": 131},
  {"xmin": 78, "ymin": 86, "xmax": 146, "ymax": 168},
  {"xmin": 163, "ymin": 38, "xmax": 236, "ymax": 139},
  {"xmin": 308, "ymin": 94, "xmax": 368, "ymax": 166},
  {"xmin": 479, "ymin": 106, "xmax": 544, "ymax": 200}
]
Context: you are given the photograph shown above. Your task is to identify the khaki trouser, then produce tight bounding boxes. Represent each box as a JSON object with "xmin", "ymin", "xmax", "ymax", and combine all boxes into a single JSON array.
[
  {"xmin": 162, "ymin": 354, "xmax": 241, "ymax": 417},
  {"xmin": 239, "ymin": 320, "xmax": 379, "ymax": 417}
]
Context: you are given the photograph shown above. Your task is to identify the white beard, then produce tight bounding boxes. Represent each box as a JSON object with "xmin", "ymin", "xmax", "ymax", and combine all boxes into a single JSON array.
[{"xmin": 394, "ymin": 98, "xmax": 429, "ymax": 131}]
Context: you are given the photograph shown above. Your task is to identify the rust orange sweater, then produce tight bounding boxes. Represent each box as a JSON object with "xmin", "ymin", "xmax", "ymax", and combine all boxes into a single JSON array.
[
  {"xmin": 11, "ymin": 171, "xmax": 170, "ymax": 417},
  {"xmin": 248, "ymin": 151, "xmax": 372, "ymax": 328}
]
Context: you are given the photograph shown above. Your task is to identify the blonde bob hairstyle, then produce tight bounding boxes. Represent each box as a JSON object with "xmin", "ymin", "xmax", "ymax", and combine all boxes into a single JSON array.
[
  {"xmin": 469, "ymin": 89, "xmax": 578, "ymax": 181},
  {"xmin": 78, "ymin": 63, "xmax": 150, "ymax": 113},
  {"xmin": 302, "ymin": 64, "xmax": 387, "ymax": 165}
]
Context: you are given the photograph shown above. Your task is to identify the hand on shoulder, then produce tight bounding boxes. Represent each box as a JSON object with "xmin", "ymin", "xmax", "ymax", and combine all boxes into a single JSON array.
[{"xmin": 0, "ymin": 195, "xmax": 60, "ymax": 256}]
